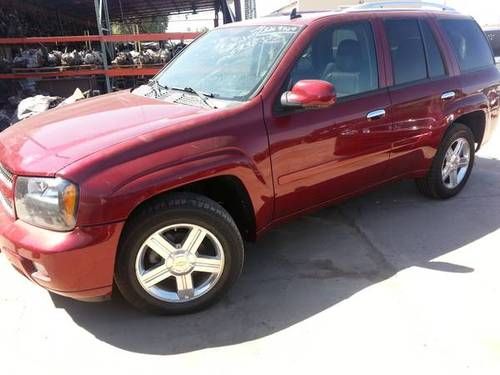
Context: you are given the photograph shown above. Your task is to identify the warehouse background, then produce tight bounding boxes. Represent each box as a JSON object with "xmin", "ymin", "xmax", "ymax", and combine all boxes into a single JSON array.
[{"xmin": 0, "ymin": 0, "xmax": 250, "ymax": 129}]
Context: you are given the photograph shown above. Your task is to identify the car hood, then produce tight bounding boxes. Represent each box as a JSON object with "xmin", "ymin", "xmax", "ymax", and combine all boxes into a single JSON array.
[{"xmin": 0, "ymin": 90, "xmax": 208, "ymax": 175}]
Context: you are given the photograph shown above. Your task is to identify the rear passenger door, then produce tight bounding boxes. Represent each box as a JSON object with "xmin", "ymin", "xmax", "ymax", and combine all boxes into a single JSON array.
[{"xmin": 383, "ymin": 17, "xmax": 459, "ymax": 177}]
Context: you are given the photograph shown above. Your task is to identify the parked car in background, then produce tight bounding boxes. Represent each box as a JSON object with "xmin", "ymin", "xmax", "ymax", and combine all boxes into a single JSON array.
[
  {"xmin": 484, "ymin": 27, "xmax": 500, "ymax": 67},
  {"xmin": 1, "ymin": 3, "xmax": 499, "ymax": 314}
]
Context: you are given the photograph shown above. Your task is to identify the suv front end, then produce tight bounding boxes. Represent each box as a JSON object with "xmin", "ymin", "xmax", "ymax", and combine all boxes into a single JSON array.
[{"xmin": 0, "ymin": 162, "xmax": 123, "ymax": 301}]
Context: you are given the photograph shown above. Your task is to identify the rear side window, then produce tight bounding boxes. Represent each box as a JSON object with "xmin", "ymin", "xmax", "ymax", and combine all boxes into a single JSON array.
[
  {"xmin": 385, "ymin": 19, "xmax": 428, "ymax": 85},
  {"xmin": 420, "ymin": 21, "xmax": 445, "ymax": 78},
  {"xmin": 439, "ymin": 19, "xmax": 494, "ymax": 71}
]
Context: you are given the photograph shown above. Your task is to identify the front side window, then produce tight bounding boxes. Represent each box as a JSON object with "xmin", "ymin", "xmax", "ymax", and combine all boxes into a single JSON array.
[
  {"xmin": 286, "ymin": 21, "xmax": 379, "ymax": 98},
  {"xmin": 385, "ymin": 19, "xmax": 428, "ymax": 85},
  {"xmin": 155, "ymin": 25, "xmax": 300, "ymax": 100},
  {"xmin": 439, "ymin": 19, "xmax": 494, "ymax": 72}
]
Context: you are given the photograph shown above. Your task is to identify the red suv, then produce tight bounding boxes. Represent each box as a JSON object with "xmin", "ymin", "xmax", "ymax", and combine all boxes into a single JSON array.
[{"xmin": 1, "ymin": 5, "xmax": 499, "ymax": 314}]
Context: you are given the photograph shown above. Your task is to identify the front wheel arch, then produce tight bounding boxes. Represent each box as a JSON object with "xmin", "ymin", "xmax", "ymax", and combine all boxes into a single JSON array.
[
  {"xmin": 115, "ymin": 192, "xmax": 245, "ymax": 314},
  {"xmin": 122, "ymin": 175, "xmax": 257, "ymax": 242}
]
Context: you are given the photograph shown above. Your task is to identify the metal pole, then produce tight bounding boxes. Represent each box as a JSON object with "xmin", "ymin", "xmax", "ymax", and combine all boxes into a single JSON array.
[
  {"xmin": 234, "ymin": 0, "xmax": 242, "ymax": 21},
  {"xmin": 214, "ymin": 1, "xmax": 220, "ymax": 27},
  {"xmin": 102, "ymin": 0, "xmax": 115, "ymax": 60},
  {"xmin": 94, "ymin": 0, "xmax": 111, "ymax": 93}
]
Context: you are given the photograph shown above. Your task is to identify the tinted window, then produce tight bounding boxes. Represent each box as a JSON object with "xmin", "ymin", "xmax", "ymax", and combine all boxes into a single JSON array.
[
  {"xmin": 421, "ymin": 21, "xmax": 445, "ymax": 78},
  {"xmin": 439, "ymin": 19, "xmax": 494, "ymax": 71},
  {"xmin": 287, "ymin": 21, "xmax": 378, "ymax": 98},
  {"xmin": 385, "ymin": 19, "xmax": 427, "ymax": 85}
]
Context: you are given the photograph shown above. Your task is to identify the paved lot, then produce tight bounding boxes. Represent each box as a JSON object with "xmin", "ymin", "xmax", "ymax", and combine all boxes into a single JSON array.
[{"xmin": 2, "ymin": 132, "xmax": 500, "ymax": 375}]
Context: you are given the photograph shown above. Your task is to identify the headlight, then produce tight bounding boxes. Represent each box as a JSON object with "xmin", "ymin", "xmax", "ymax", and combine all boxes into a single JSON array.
[{"xmin": 15, "ymin": 177, "xmax": 79, "ymax": 231}]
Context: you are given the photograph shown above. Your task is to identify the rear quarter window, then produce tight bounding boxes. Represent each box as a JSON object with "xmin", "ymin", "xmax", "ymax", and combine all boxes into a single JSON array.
[{"xmin": 439, "ymin": 19, "xmax": 494, "ymax": 72}]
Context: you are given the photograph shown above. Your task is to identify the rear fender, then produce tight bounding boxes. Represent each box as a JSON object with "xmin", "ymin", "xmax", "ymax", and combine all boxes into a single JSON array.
[{"xmin": 442, "ymin": 92, "xmax": 489, "ymax": 148}]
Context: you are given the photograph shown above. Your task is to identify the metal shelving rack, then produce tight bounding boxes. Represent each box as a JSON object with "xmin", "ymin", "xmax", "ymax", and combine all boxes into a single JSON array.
[
  {"xmin": 0, "ymin": 0, "xmax": 240, "ymax": 92},
  {"xmin": 0, "ymin": 32, "xmax": 200, "ymax": 86}
]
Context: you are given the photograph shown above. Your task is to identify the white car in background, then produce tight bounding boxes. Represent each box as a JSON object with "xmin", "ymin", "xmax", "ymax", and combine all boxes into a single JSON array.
[{"xmin": 484, "ymin": 27, "xmax": 500, "ymax": 68}]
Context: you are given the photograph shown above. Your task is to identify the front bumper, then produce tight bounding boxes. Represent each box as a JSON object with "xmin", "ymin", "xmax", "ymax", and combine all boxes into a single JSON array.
[{"xmin": 0, "ymin": 209, "xmax": 124, "ymax": 301}]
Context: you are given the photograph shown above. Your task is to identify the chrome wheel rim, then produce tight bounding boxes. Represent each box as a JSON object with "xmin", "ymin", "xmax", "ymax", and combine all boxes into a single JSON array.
[
  {"xmin": 441, "ymin": 137, "xmax": 471, "ymax": 189},
  {"xmin": 135, "ymin": 224, "xmax": 225, "ymax": 303}
]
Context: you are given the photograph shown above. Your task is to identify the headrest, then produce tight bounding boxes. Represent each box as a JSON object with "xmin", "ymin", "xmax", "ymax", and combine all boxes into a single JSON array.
[{"xmin": 336, "ymin": 39, "xmax": 362, "ymax": 72}]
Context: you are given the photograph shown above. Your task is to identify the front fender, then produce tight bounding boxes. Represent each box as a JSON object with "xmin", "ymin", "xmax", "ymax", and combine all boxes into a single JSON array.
[
  {"xmin": 69, "ymin": 143, "xmax": 274, "ymax": 230},
  {"xmin": 70, "ymin": 147, "xmax": 273, "ymax": 230},
  {"xmin": 122, "ymin": 149, "xmax": 270, "ymax": 225},
  {"xmin": 58, "ymin": 95, "xmax": 274, "ymax": 231}
]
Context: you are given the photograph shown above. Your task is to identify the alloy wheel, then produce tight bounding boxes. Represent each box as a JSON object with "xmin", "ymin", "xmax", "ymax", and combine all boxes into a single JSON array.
[
  {"xmin": 441, "ymin": 137, "xmax": 471, "ymax": 189},
  {"xmin": 135, "ymin": 223, "xmax": 225, "ymax": 303}
]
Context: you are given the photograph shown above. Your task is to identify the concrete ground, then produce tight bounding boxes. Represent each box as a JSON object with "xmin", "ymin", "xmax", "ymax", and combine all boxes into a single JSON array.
[{"xmin": 2, "ymin": 132, "xmax": 500, "ymax": 375}]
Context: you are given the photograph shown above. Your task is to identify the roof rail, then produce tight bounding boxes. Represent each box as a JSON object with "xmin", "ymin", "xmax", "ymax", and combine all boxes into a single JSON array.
[{"xmin": 348, "ymin": 1, "xmax": 456, "ymax": 12}]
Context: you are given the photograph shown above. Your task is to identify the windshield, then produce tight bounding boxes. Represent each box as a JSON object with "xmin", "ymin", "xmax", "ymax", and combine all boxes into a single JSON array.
[{"xmin": 155, "ymin": 25, "xmax": 300, "ymax": 101}]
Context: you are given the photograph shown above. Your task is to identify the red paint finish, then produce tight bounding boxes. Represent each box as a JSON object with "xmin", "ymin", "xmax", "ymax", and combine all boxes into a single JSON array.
[
  {"xmin": 0, "ymin": 10, "xmax": 499, "ymax": 300},
  {"xmin": 266, "ymin": 89, "xmax": 393, "ymax": 216},
  {"xmin": 0, "ymin": 209, "xmax": 122, "ymax": 298},
  {"xmin": 282, "ymin": 80, "xmax": 337, "ymax": 108},
  {"xmin": 385, "ymin": 76, "xmax": 461, "ymax": 177}
]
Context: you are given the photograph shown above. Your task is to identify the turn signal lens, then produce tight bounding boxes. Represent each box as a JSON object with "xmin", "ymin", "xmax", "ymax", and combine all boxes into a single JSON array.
[{"xmin": 62, "ymin": 183, "xmax": 78, "ymax": 228}]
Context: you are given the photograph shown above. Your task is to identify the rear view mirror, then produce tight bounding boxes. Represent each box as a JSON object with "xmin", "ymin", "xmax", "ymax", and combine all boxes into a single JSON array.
[{"xmin": 281, "ymin": 80, "xmax": 336, "ymax": 109}]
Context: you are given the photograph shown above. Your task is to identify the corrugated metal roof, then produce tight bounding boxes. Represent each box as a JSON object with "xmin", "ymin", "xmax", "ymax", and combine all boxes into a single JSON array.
[{"xmin": 27, "ymin": 0, "xmax": 219, "ymax": 21}]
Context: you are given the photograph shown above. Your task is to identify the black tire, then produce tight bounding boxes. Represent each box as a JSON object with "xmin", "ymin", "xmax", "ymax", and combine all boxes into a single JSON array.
[
  {"xmin": 115, "ymin": 193, "xmax": 244, "ymax": 315},
  {"xmin": 416, "ymin": 123, "xmax": 475, "ymax": 199}
]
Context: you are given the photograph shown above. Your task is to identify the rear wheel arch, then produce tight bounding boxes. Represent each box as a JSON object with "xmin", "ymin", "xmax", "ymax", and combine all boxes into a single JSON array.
[
  {"xmin": 416, "ymin": 122, "xmax": 475, "ymax": 198},
  {"xmin": 452, "ymin": 110, "xmax": 486, "ymax": 150}
]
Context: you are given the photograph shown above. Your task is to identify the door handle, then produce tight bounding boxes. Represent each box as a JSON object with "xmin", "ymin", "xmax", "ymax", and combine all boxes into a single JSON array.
[
  {"xmin": 366, "ymin": 109, "xmax": 386, "ymax": 120},
  {"xmin": 441, "ymin": 91, "xmax": 456, "ymax": 100}
]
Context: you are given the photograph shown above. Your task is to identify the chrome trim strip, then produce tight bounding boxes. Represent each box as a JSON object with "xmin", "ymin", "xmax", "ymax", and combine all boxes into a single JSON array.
[
  {"xmin": 0, "ymin": 164, "xmax": 13, "ymax": 189},
  {"xmin": 0, "ymin": 188, "xmax": 14, "ymax": 217},
  {"xmin": 347, "ymin": 1, "xmax": 457, "ymax": 12}
]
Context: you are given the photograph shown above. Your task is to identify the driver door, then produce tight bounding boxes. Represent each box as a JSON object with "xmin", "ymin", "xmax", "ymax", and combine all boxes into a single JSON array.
[{"xmin": 264, "ymin": 20, "xmax": 393, "ymax": 217}]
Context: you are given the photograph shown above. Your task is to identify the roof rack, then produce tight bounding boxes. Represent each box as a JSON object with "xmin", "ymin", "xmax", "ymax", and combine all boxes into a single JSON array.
[{"xmin": 348, "ymin": 1, "xmax": 456, "ymax": 12}]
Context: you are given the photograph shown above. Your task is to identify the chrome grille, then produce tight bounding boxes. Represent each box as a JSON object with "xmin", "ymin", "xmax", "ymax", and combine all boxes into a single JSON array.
[
  {"xmin": 0, "ymin": 163, "xmax": 14, "ymax": 217},
  {"xmin": 0, "ymin": 188, "xmax": 14, "ymax": 216},
  {"xmin": 0, "ymin": 163, "xmax": 13, "ymax": 189}
]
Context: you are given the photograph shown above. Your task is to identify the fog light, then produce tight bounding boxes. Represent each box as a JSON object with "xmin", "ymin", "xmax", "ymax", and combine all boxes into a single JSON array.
[{"xmin": 32, "ymin": 262, "xmax": 51, "ymax": 282}]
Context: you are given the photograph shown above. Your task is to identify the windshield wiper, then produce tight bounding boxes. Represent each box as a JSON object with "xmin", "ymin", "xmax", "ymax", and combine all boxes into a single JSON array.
[{"xmin": 170, "ymin": 86, "xmax": 218, "ymax": 109}]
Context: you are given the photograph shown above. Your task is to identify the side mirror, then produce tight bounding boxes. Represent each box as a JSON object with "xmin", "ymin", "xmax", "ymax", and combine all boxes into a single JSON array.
[{"xmin": 281, "ymin": 80, "xmax": 336, "ymax": 109}]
